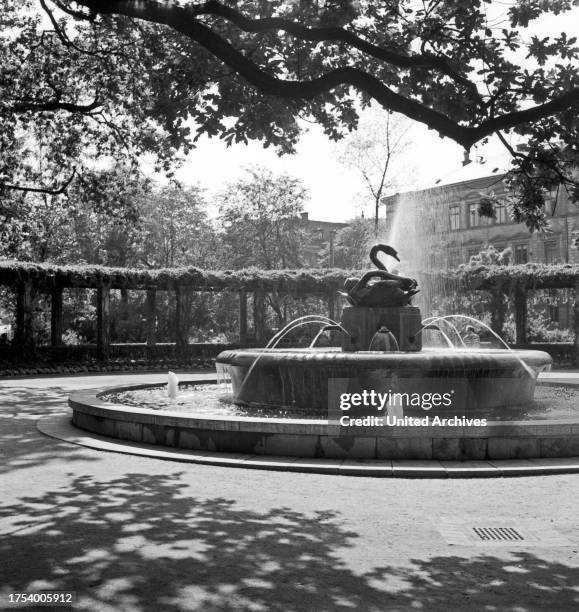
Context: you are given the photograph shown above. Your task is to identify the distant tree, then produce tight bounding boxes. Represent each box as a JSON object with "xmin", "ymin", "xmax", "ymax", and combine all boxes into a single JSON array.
[
  {"xmin": 0, "ymin": 165, "xmax": 149, "ymax": 262},
  {"xmin": 68, "ymin": 166, "xmax": 151, "ymax": 266},
  {"xmin": 218, "ymin": 166, "xmax": 309, "ymax": 270},
  {"xmin": 218, "ymin": 166, "xmax": 310, "ymax": 325},
  {"xmin": 320, "ymin": 217, "xmax": 374, "ymax": 269},
  {"xmin": 338, "ymin": 109, "xmax": 413, "ymax": 234},
  {"xmin": 138, "ymin": 186, "xmax": 217, "ymax": 268}
]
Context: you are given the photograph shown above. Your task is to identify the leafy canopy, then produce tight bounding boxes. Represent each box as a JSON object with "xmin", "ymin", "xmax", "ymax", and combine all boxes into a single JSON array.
[{"xmin": 1, "ymin": 0, "xmax": 578, "ymax": 230}]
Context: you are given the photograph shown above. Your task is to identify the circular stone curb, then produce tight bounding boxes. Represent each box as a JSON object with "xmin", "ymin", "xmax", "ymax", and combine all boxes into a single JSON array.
[{"xmin": 37, "ymin": 413, "xmax": 579, "ymax": 478}]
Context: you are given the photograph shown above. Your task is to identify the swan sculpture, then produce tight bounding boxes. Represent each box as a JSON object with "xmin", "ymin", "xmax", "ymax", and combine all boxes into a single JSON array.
[{"xmin": 342, "ymin": 244, "xmax": 419, "ymax": 307}]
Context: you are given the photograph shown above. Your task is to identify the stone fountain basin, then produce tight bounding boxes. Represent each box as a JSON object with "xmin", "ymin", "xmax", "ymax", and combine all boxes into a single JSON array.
[
  {"xmin": 68, "ymin": 375, "xmax": 579, "ymax": 462},
  {"xmin": 216, "ymin": 347, "xmax": 552, "ymax": 413}
]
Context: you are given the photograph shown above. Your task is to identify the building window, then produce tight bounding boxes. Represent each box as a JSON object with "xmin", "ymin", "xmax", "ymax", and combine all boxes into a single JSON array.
[
  {"xmin": 544, "ymin": 240, "xmax": 559, "ymax": 263},
  {"xmin": 467, "ymin": 203, "xmax": 491, "ymax": 227},
  {"xmin": 449, "ymin": 205, "xmax": 460, "ymax": 230},
  {"xmin": 448, "ymin": 249, "xmax": 460, "ymax": 268},
  {"xmin": 468, "ymin": 203, "xmax": 478, "ymax": 227},
  {"xmin": 514, "ymin": 243, "xmax": 528, "ymax": 264},
  {"xmin": 549, "ymin": 305, "xmax": 559, "ymax": 323},
  {"xmin": 495, "ymin": 202, "xmax": 509, "ymax": 224},
  {"xmin": 544, "ymin": 188, "xmax": 558, "ymax": 215}
]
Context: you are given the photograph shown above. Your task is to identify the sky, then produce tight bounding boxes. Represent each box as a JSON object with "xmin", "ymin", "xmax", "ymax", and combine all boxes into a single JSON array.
[
  {"xmin": 173, "ymin": 119, "xmax": 511, "ymax": 222},
  {"xmin": 165, "ymin": 5, "xmax": 577, "ymax": 223}
]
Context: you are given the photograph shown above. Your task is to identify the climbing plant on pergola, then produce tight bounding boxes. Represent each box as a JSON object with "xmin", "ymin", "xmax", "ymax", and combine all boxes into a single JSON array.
[
  {"xmin": 1, "ymin": 260, "xmax": 578, "ymax": 366},
  {"xmin": 457, "ymin": 263, "xmax": 579, "ymax": 360},
  {"xmin": 0, "ymin": 260, "xmax": 349, "ymax": 359}
]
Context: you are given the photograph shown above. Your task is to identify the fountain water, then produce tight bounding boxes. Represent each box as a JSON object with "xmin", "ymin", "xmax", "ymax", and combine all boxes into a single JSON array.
[
  {"xmin": 217, "ymin": 244, "xmax": 550, "ymax": 414},
  {"xmin": 167, "ymin": 371, "xmax": 179, "ymax": 401}
]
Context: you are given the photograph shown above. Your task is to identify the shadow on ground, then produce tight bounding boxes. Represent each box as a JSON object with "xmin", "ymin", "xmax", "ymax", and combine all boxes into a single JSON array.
[
  {"xmin": 0, "ymin": 386, "xmax": 98, "ymax": 474},
  {"xmin": 0, "ymin": 472, "xmax": 577, "ymax": 611}
]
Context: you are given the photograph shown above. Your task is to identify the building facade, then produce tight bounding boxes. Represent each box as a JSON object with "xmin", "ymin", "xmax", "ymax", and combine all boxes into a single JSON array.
[
  {"xmin": 299, "ymin": 212, "xmax": 348, "ymax": 267},
  {"xmin": 382, "ymin": 170, "xmax": 579, "ymax": 328},
  {"xmin": 383, "ymin": 172, "xmax": 579, "ymax": 268}
]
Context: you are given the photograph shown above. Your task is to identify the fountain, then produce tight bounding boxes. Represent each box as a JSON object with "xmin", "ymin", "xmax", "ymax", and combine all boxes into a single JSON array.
[
  {"xmin": 217, "ymin": 245, "xmax": 550, "ymax": 418},
  {"xmin": 69, "ymin": 244, "xmax": 579, "ymax": 465}
]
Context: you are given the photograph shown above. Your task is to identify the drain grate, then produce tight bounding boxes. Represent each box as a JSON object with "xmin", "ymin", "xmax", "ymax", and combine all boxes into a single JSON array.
[
  {"xmin": 438, "ymin": 519, "xmax": 570, "ymax": 546},
  {"xmin": 472, "ymin": 527, "xmax": 524, "ymax": 541}
]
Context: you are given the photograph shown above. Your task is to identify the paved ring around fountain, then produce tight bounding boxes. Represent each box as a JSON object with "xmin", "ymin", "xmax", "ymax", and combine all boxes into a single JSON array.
[
  {"xmin": 35, "ymin": 374, "xmax": 579, "ymax": 477},
  {"xmin": 37, "ymin": 410, "xmax": 579, "ymax": 478}
]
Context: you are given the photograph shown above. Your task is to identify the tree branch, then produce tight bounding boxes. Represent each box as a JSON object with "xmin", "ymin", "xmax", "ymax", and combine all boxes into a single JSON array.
[
  {"xmin": 41, "ymin": 0, "xmax": 102, "ymax": 57},
  {"xmin": 469, "ymin": 89, "xmax": 579, "ymax": 146},
  {"xmin": 73, "ymin": 0, "xmax": 474, "ymax": 143},
  {"xmin": 10, "ymin": 98, "xmax": 101, "ymax": 114},
  {"xmin": 71, "ymin": 0, "xmax": 579, "ymax": 149},
  {"xmin": 52, "ymin": 0, "xmax": 94, "ymax": 20},
  {"xmin": 0, "ymin": 169, "xmax": 77, "ymax": 196},
  {"xmin": 188, "ymin": 1, "xmax": 479, "ymax": 97},
  {"xmin": 496, "ymin": 130, "xmax": 579, "ymax": 187}
]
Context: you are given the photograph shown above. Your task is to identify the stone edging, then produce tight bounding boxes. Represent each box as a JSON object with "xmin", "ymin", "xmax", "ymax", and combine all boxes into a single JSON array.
[{"xmin": 38, "ymin": 414, "xmax": 579, "ymax": 478}]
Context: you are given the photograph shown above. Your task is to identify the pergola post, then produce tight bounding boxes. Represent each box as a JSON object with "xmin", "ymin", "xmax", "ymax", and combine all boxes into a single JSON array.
[
  {"xmin": 146, "ymin": 288, "xmax": 157, "ymax": 346},
  {"xmin": 50, "ymin": 286, "xmax": 64, "ymax": 347},
  {"xmin": 253, "ymin": 287, "xmax": 266, "ymax": 345},
  {"xmin": 489, "ymin": 287, "xmax": 506, "ymax": 338},
  {"xmin": 238, "ymin": 289, "xmax": 248, "ymax": 344},
  {"xmin": 574, "ymin": 280, "xmax": 579, "ymax": 367},
  {"xmin": 15, "ymin": 280, "xmax": 34, "ymax": 359},
  {"xmin": 328, "ymin": 288, "xmax": 336, "ymax": 321},
  {"xmin": 514, "ymin": 286, "xmax": 528, "ymax": 345},
  {"xmin": 96, "ymin": 285, "xmax": 111, "ymax": 360},
  {"xmin": 174, "ymin": 285, "xmax": 188, "ymax": 357}
]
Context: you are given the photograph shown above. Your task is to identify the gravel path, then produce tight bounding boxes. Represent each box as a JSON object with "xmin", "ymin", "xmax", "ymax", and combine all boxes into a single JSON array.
[{"xmin": 1, "ymin": 374, "xmax": 578, "ymax": 611}]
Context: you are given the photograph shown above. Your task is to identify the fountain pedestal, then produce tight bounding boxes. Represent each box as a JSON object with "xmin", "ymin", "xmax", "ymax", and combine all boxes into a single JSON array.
[{"xmin": 340, "ymin": 305, "xmax": 422, "ymax": 352}]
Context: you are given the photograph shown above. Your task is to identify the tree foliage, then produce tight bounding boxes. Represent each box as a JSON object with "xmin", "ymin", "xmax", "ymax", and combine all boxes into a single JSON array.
[
  {"xmin": 1, "ymin": 0, "xmax": 578, "ymax": 229},
  {"xmin": 138, "ymin": 186, "xmax": 218, "ymax": 268},
  {"xmin": 0, "ymin": 164, "xmax": 150, "ymax": 262},
  {"xmin": 321, "ymin": 217, "xmax": 375, "ymax": 269},
  {"xmin": 218, "ymin": 166, "xmax": 309, "ymax": 269}
]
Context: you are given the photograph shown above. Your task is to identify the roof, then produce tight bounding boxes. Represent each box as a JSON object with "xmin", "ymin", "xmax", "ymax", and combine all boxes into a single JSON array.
[
  {"xmin": 420, "ymin": 154, "xmax": 510, "ymax": 190},
  {"xmin": 383, "ymin": 155, "xmax": 510, "ymax": 203}
]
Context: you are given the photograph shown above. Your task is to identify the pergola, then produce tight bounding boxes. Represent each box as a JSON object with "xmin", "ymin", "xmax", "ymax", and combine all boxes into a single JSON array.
[
  {"xmin": 0, "ymin": 261, "xmax": 348, "ymax": 360},
  {"xmin": 458, "ymin": 263, "xmax": 579, "ymax": 365},
  {"xmin": 1, "ymin": 260, "xmax": 578, "ymax": 366}
]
